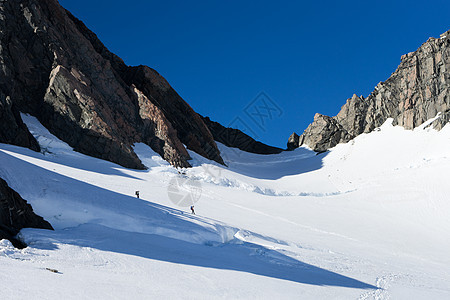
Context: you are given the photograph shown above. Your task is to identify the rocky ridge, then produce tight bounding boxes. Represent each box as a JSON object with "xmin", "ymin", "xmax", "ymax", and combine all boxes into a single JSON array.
[
  {"xmin": 201, "ymin": 116, "xmax": 283, "ymax": 155},
  {"xmin": 0, "ymin": 0, "xmax": 228, "ymax": 169},
  {"xmin": 289, "ymin": 30, "xmax": 450, "ymax": 152},
  {"xmin": 0, "ymin": 0, "xmax": 279, "ymax": 246}
]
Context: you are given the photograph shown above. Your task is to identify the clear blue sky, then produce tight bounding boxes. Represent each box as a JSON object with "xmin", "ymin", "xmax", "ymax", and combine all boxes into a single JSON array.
[{"xmin": 59, "ymin": 0, "xmax": 450, "ymax": 148}]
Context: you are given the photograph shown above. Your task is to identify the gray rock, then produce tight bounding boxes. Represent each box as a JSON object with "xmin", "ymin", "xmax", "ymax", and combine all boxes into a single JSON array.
[
  {"xmin": 287, "ymin": 132, "xmax": 300, "ymax": 151},
  {"xmin": 293, "ymin": 30, "xmax": 450, "ymax": 151},
  {"xmin": 432, "ymin": 109, "xmax": 450, "ymax": 130},
  {"xmin": 335, "ymin": 94, "xmax": 369, "ymax": 137},
  {"xmin": 299, "ymin": 114, "xmax": 353, "ymax": 152},
  {"xmin": 123, "ymin": 66, "xmax": 224, "ymax": 166}
]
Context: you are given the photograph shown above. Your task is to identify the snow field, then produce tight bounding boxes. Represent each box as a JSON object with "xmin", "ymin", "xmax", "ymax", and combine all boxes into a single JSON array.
[{"xmin": 0, "ymin": 114, "xmax": 449, "ymax": 299}]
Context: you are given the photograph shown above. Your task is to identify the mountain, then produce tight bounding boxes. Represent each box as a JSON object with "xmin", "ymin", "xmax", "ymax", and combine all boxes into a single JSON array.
[
  {"xmin": 288, "ymin": 30, "xmax": 450, "ymax": 152},
  {"xmin": 0, "ymin": 0, "xmax": 285, "ymax": 246},
  {"xmin": 0, "ymin": 0, "xmax": 239, "ymax": 169},
  {"xmin": 1, "ymin": 2, "xmax": 450, "ymax": 296}
]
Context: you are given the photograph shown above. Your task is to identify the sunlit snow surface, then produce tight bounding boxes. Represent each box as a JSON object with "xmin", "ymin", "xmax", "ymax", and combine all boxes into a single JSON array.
[{"xmin": 0, "ymin": 113, "xmax": 449, "ymax": 299}]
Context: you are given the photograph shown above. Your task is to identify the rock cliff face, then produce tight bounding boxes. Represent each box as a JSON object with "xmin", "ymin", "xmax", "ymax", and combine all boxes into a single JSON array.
[
  {"xmin": 0, "ymin": 0, "xmax": 227, "ymax": 169},
  {"xmin": 122, "ymin": 66, "xmax": 224, "ymax": 166},
  {"xmin": 0, "ymin": 0, "xmax": 285, "ymax": 245},
  {"xmin": 289, "ymin": 30, "xmax": 450, "ymax": 151},
  {"xmin": 0, "ymin": 178, "xmax": 53, "ymax": 248},
  {"xmin": 0, "ymin": 92, "xmax": 40, "ymax": 151},
  {"xmin": 201, "ymin": 116, "xmax": 283, "ymax": 155}
]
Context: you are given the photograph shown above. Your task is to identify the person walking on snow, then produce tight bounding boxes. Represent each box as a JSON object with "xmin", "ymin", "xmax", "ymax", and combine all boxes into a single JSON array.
[{"xmin": 190, "ymin": 205, "xmax": 195, "ymax": 215}]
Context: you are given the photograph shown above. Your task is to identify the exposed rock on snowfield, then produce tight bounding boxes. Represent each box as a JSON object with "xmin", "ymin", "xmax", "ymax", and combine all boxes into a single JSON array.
[
  {"xmin": 0, "ymin": 0, "xmax": 231, "ymax": 168},
  {"xmin": 0, "ymin": 178, "xmax": 53, "ymax": 248},
  {"xmin": 0, "ymin": 92, "xmax": 40, "ymax": 152},
  {"xmin": 286, "ymin": 132, "xmax": 299, "ymax": 151},
  {"xmin": 291, "ymin": 30, "xmax": 450, "ymax": 151},
  {"xmin": 299, "ymin": 114, "xmax": 353, "ymax": 153},
  {"xmin": 201, "ymin": 116, "xmax": 283, "ymax": 155}
]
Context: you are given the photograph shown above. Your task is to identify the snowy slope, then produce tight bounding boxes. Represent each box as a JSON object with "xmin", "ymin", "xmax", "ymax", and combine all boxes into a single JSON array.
[{"xmin": 0, "ymin": 114, "xmax": 449, "ymax": 299}]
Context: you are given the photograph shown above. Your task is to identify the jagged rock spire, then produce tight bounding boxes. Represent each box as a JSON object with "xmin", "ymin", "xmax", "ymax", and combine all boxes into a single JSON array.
[{"xmin": 290, "ymin": 30, "xmax": 450, "ymax": 151}]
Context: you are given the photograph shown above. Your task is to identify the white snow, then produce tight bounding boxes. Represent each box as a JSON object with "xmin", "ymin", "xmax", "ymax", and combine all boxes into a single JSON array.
[{"xmin": 0, "ymin": 113, "xmax": 449, "ymax": 299}]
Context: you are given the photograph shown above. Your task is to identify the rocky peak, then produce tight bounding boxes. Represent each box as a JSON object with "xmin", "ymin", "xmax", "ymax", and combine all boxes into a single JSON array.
[
  {"xmin": 0, "ymin": 0, "xmax": 227, "ymax": 168},
  {"xmin": 289, "ymin": 30, "xmax": 450, "ymax": 151}
]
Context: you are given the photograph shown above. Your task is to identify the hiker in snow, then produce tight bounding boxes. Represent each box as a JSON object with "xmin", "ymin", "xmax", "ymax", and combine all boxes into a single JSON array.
[
  {"xmin": 135, "ymin": 191, "xmax": 140, "ymax": 199},
  {"xmin": 190, "ymin": 205, "xmax": 195, "ymax": 215}
]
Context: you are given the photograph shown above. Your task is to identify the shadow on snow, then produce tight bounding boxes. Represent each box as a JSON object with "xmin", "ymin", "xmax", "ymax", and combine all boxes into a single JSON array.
[
  {"xmin": 1, "ymin": 145, "xmax": 375, "ymax": 289},
  {"xmin": 0, "ymin": 143, "xmax": 142, "ymax": 180},
  {"xmin": 212, "ymin": 145, "xmax": 328, "ymax": 180},
  {"xmin": 27, "ymin": 224, "xmax": 377, "ymax": 289}
]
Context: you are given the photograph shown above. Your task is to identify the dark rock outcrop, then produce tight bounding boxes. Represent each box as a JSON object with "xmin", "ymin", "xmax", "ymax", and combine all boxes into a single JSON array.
[
  {"xmin": 287, "ymin": 132, "xmax": 300, "ymax": 151},
  {"xmin": 0, "ymin": 0, "xmax": 224, "ymax": 169},
  {"xmin": 0, "ymin": 178, "xmax": 53, "ymax": 248},
  {"xmin": 201, "ymin": 116, "xmax": 283, "ymax": 154},
  {"xmin": 0, "ymin": 92, "xmax": 40, "ymax": 151},
  {"xmin": 123, "ymin": 66, "xmax": 224, "ymax": 166},
  {"xmin": 291, "ymin": 30, "xmax": 450, "ymax": 151}
]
